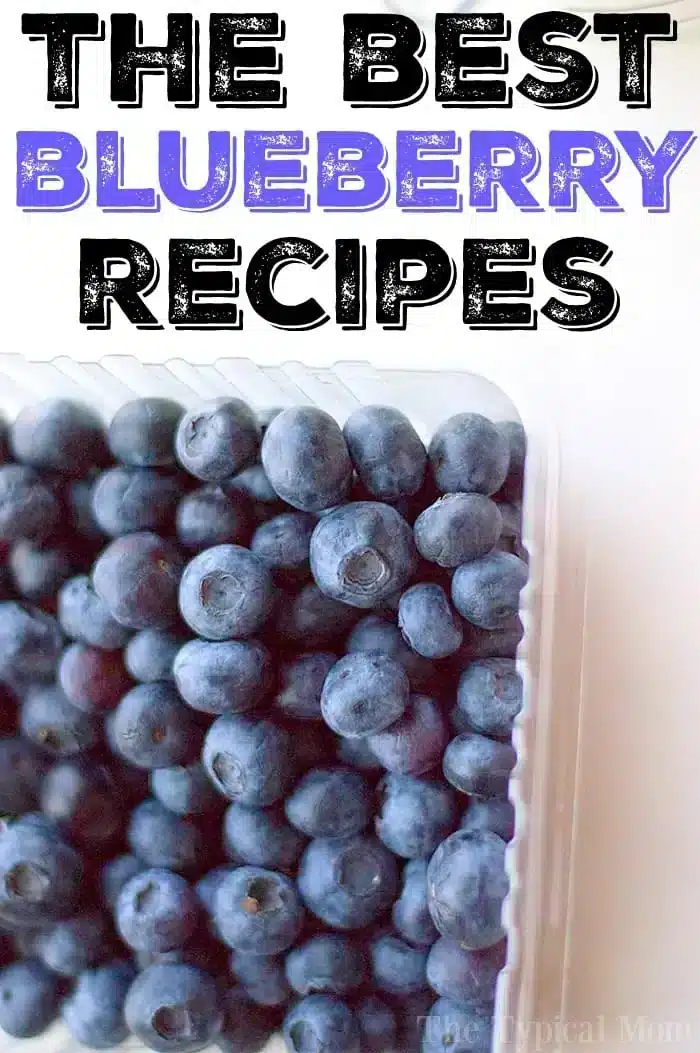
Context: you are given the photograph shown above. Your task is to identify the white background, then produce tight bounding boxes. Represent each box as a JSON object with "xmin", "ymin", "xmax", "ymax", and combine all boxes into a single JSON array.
[{"xmin": 2, "ymin": 2, "xmax": 700, "ymax": 1051}]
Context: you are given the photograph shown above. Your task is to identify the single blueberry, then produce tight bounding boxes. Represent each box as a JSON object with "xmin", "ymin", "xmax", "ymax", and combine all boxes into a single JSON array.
[
  {"xmin": 11, "ymin": 399, "xmax": 108, "ymax": 475},
  {"xmin": 58, "ymin": 642, "xmax": 132, "ymax": 713},
  {"xmin": 58, "ymin": 575, "xmax": 131, "ymax": 650},
  {"xmin": 460, "ymin": 798, "xmax": 515, "ymax": 843},
  {"xmin": 297, "ymin": 835, "xmax": 397, "ymax": 930},
  {"xmin": 0, "ymin": 465, "xmax": 61, "ymax": 543},
  {"xmin": 275, "ymin": 584, "xmax": 359, "ymax": 648},
  {"xmin": 92, "ymin": 467, "xmax": 186, "ymax": 537},
  {"xmin": 371, "ymin": 934, "xmax": 428, "ymax": 997},
  {"xmin": 251, "ymin": 512, "xmax": 315, "ymax": 583},
  {"xmin": 176, "ymin": 399, "xmax": 260, "ymax": 482},
  {"xmin": 62, "ymin": 960, "xmax": 137, "ymax": 1049},
  {"xmin": 40, "ymin": 759, "xmax": 123, "ymax": 848},
  {"xmin": 0, "ymin": 959, "xmax": 63, "ymax": 1037},
  {"xmin": 261, "ymin": 407, "xmax": 353, "ymax": 513},
  {"xmin": 230, "ymin": 952, "xmax": 291, "ymax": 1007},
  {"xmin": 426, "ymin": 937, "xmax": 506, "ymax": 1007},
  {"xmin": 203, "ymin": 715, "xmax": 296, "ymax": 807},
  {"xmin": 109, "ymin": 398, "xmax": 184, "ymax": 468},
  {"xmin": 356, "ymin": 996, "xmax": 397, "ymax": 1053},
  {"xmin": 151, "ymin": 763, "xmax": 221, "ymax": 816},
  {"xmin": 126, "ymin": 629, "xmax": 183, "ymax": 682},
  {"xmin": 0, "ymin": 817, "xmax": 82, "ymax": 924},
  {"xmin": 451, "ymin": 552, "xmax": 528, "ymax": 630},
  {"xmin": 376, "ymin": 774, "xmax": 457, "ymax": 859},
  {"xmin": 223, "ymin": 804, "xmax": 306, "ymax": 872},
  {"xmin": 398, "ymin": 584, "xmax": 463, "ymax": 660},
  {"xmin": 216, "ymin": 987, "xmax": 278, "ymax": 1053},
  {"xmin": 174, "ymin": 638, "xmax": 272, "ymax": 715},
  {"xmin": 0, "ymin": 602, "xmax": 65, "ymax": 688},
  {"xmin": 100, "ymin": 855, "xmax": 145, "ymax": 911},
  {"xmin": 427, "ymin": 830, "xmax": 508, "ymax": 949},
  {"xmin": 36, "ymin": 908, "xmax": 109, "ymax": 976},
  {"xmin": 369, "ymin": 695, "xmax": 447, "ymax": 776},
  {"xmin": 443, "ymin": 733, "xmax": 517, "ymax": 799},
  {"xmin": 274, "ymin": 652, "xmax": 336, "ymax": 722},
  {"xmin": 285, "ymin": 935, "xmax": 366, "ymax": 997},
  {"xmin": 455, "ymin": 658, "xmax": 523, "ymax": 739},
  {"xmin": 21, "ymin": 684, "xmax": 98, "ymax": 756},
  {"xmin": 125, "ymin": 962, "xmax": 223, "ymax": 1053},
  {"xmin": 127, "ymin": 799, "xmax": 202, "ymax": 874},
  {"xmin": 429, "ymin": 413, "xmax": 510, "ymax": 496},
  {"xmin": 93, "ymin": 532, "xmax": 184, "ymax": 630},
  {"xmin": 321, "ymin": 652, "xmax": 410, "ymax": 739},
  {"xmin": 496, "ymin": 421, "xmax": 527, "ymax": 503},
  {"xmin": 285, "ymin": 768, "xmax": 371, "ymax": 839},
  {"xmin": 177, "ymin": 486, "xmax": 251, "ymax": 552},
  {"xmin": 421, "ymin": 998, "xmax": 493, "ymax": 1053},
  {"xmin": 0, "ymin": 738, "xmax": 44, "ymax": 814},
  {"xmin": 343, "ymin": 405, "xmax": 426, "ymax": 501},
  {"xmin": 310, "ymin": 502, "xmax": 417, "ymax": 609},
  {"xmin": 116, "ymin": 868, "xmax": 200, "ymax": 953},
  {"xmin": 414, "ymin": 494, "xmax": 502, "ymax": 568},
  {"xmin": 179, "ymin": 545, "xmax": 274, "ymax": 641},
  {"xmin": 345, "ymin": 613, "xmax": 436, "ymax": 691},
  {"xmin": 9, "ymin": 541, "xmax": 78, "ymax": 604},
  {"xmin": 213, "ymin": 866, "xmax": 303, "ymax": 955},
  {"xmin": 283, "ymin": 994, "xmax": 360, "ymax": 1053},
  {"xmin": 393, "ymin": 859, "xmax": 439, "ymax": 949},
  {"xmin": 111, "ymin": 683, "xmax": 200, "ymax": 770}
]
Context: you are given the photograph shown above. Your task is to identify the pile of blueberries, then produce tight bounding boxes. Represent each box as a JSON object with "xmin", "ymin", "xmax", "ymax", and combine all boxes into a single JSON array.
[{"xmin": 0, "ymin": 395, "xmax": 528, "ymax": 1053}]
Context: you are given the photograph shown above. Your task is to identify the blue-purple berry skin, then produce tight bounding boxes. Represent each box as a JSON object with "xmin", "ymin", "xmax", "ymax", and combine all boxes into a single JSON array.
[
  {"xmin": 127, "ymin": 799, "xmax": 202, "ymax": 874},
  {"xmin": 298, "ymin": 836, "xmax": 398, "ymax": 931},
  {"xmin": 461, "ymin": 798, "xmax": 516, "ymax": 843},
  {"xmin": 275, "ymin": 585, "xmax": 359, "ymax": 648},
  {"xmin": 173, "ymin": 638, "xmax": 271, "ymax": 716},
  {"xmin": 109, "ymin": 398, "xmax": 183, "ymax": 468},
  {"xmin": 11, "ymin": 399, "xmax": 108, "ymax": 476},
  {"xmin": 62, "ymin": 960, "xmax": 137, "ymax": 1049},
  {"xmin": 321, "ymin": 652, "xmax": 410, "ymax": 739},
  {"xmin": 0, "ymin": 959, "xmax": 63, "ymax": 1038},
  {"xmin": 262, "ymin": 407, "xmax": 353, "ymax": 513},
  {"xmin": 427, "ymin": 829, "xmax": 509, "ymax": 950},
  {"xmin": 0, "ymin": 602, "xmax": 63, "ymax": 687},
  {"xmin": 176, "ymin": 398, "xmax": 260, "ymax": 482},
  {"xmin": 393, "ymin": 859, "xmax": 439, "ymax": 949},
  {"xmin": 398, "ymin": 584, "xmax": 463, "ymax": 660},
  {"xmin": 124, "ymin": 962, "xmax": 223, "ymax": 1053},
  {"xmin": 370, "ymin": 934, "xmax": 429, "ymax": 997},
  {"xmin": 203, "ymin": 714, "xmax": 296, "ymax": 807},
  {"xmin": 58, "ymin": 576, "xmax": 131, "ymax": 650},
  {"xmin": 93, "ymin": 532, "xmax": 184, "ymax": 631},
  {"xmin": 356, "ymin": 996, "xmax": 397, "ymax": 1053},
  {"xmin": 443, "ymin": 733, "xmax": 517, "ymax": 800},
  {"xmin": 274, "ymin": 651, "xmax": 336, "ymax": 722},
  {"xmin": 285, "ymin": 934, "xmax": 366, "ymax": 997},
  {"xmin": 91, "ymin": 467, "xmax": 186, "ymax": 538},
  {"xmin": 344, "ymin": 405, "xmax": 427, "ymax": 501},
  {"xmin": 179, "ymin": 545, "xmax": 274, "ymax": 641},
  {"xmin": 176, "ymin": 486, "xmax": 250, "ymax": 552},
  {"xmin": 421, "ymin": 998, "xmax": 494, "ymax": 1053},
  {"xmin": 376, "ymin": 774, "xmax": 458, "ymax": 860},
  {"xmin": 150, "ymin": 763, "xmax": 220, "ymax": 816},
  {"xmin": 21, "ymin": 684, "xmax": 98, "ymax": 757},
  {"xmin": 283, "ymin": 995, "xmax": 361, "ymax": 1053},
  {"xmin": 285, "ymin": 767, "xmax": 371, "ymax": 840},
  {"xmin": 0, "ymin": 466, "xmax": 61, "ymax": 543},
  {"xmin": 451, "ymin": 552, "xmax": 528, "ymax": 630},
  {"xmin": 36, "ymin": 908, "xmax": 109, "ymax": 977},
  {"xmin": 426, "ymin": 936, "xmax": 506, "ymax": 1007},
  {"xmin": 125, "ymin": 630, "xmax": 183, "ymax": 683},
  {"xmin": 497, "ymin": 420, "xmax": 527, "ymax": 503},
  {"xmin": 116, "ymin": 867, "xmax": 199, "ymax": 953},
  {"xmin": 111, "ymin": 683, "xmax": 200, "ymax": 771},
  {"xmin": 0, "ymin": 816, "xmax": 83, "ymax": 925},
  {"xmin": 251, "ymin": 512, "xmax": 315, "ymax": 575},
  {"xmin": 369, "ymin": 695, "xmax": 448, "ymax": 776},
  {"xmin": 455, "ymin": 658, "xmax": 523, "ymax": 739},
  {"xmin": 230, "ymin": 951, "xmax": 291, "ymax": 1008},
  {"xmin": 414, "ymin": 493, "xmax": 502, "ymax": 568},
  {"xmin": 223, "ymin": 804, "xmax": 305, "ymax": 872},
  {"xmin": 213, "ymin": 866, "xmax": 303, "ymax": 955},
  {"xmin": 429, "ymin": 412, "xmax": 510, "ymax": 496}
]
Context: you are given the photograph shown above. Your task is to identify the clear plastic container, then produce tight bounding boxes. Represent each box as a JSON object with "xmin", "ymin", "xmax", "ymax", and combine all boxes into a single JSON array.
[{"xmin": 0, "ymin": 354, "xmax": 567, "ymax": 1053}]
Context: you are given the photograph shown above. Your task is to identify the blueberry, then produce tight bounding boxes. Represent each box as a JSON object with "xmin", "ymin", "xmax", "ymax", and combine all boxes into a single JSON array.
[
  {"xmin": 398, "ymin": 584, "xmax": 463, "ymax": 660},
  {"xmin": 426, "ymin": 937, "xmax": 506, "ymax": 1007},
  {"xmin": 393, "ymin": 859, "xmax": 439, "ymax": 949},
  {"xmin": 67, "ymin": 476, "xmax": 107, "ymax": 544},
  {"xmin": 451, "ymin": 553, "xmax": 528, "ymax": 630},
  {"xmin": 62, "ymin": 960, "xmax": 137, "ymax": 1049},
  {"xmin": 116, "ymin": 868, "xmax": 200, "ymax": 953},
  {"xmin": 0, "ymin": 602, "xmax": 62, "ymax": 689},
  {"xmin": 92, "ymin": 467, "xmax": 186, "ymax": 537},
  {"xmin": 429, "ymin": 413, "xmax": 509, "ymax": 496},
  {"xmin": 58, "ymin": 576, "xmax": 131, "ymax": 650},
  {"xmin": 36, "ymin": 908, "xmax": 109, "ymax": 976},
  {"xmin": 458, "ymin": 615, "xmax": 524, "ymax": 663},
  {"xmin": 310, "ymin": 503, "xmax": 417, "ymax": 609},
  {"xmin": 371, "ymin": 934, "xmax": 428, "ymax": 997},
  {"xmin": 126, "ymin": 629, "xmax": 183, "ymax": 682},
  {"xmin": 100, "ymin": 855, "xmax": 145, "ymax": 910},
  {"xmin": 369, "ymin": 695, "xmax": 447, "ymax": 776},
  {"xmin": 0, "ymin": 738, "xmax": 44, "ymax": 814},
  {"xmin": 0, "ymin": 959, "xmax": 63, "ymax": 1037},
  {"xmin": 21, "ymin": 684, "xmax": 97, "ymax": 756},
  {"xmin": 336, "ymin": 736, "xmax": 383, "ymax": 773},
  {"xmin": 223, "ymin": 804, "xmax": 305, "ymax": 872},
  {"xmin": 128, "ymin": 799, "xmax": 203, "ymax": 873},
  {"xmin": 345, "ymin": 613, "xmax": 436, "ymax": 690},
  {"xmin": 376, "ymin": 774, "xmax": 457, "ymax": 859},
  {"xmin": 195, "ymin": 867, "xmax": 235, "ymax": 915},
  {"xmin": 0, "ymin": 817, "xmax": 82, "ymax": 924},
  {"xmin": 125, "ymin": 962, "xmax": 223, "ymax": 1053},
  {"xmin": 443, "ymin": 733, "xmax": 516, "ymax": 799},
  {"xmin": 109, "ymin": 398, "xmax": 184, "ymax": 468},
  {"xmin": 203, "ymin": 715, "xmax": 296, "ymax": 807},
  {"xmin": 454, "ymin": 659, "xmax": 523, "ymax": 739},
  {"xmin": 414, "ymin": 494, "xmax": 502, "ymax": 569},
  {"xmin": 355, "ymin": 996, "xmax": 396, "ymax": 1053},
  {"xmin": 224, "ymin": 464, "xmax": 281, "ymax": 506},
  {"xmin": 179, "ymin": 545, "xmax": 274, "ymax": 641},
  {"xmin": 230, "ymin": 952, "xmax": 291, "ymax": 1007},
  {"xmin": 285, "ymin": 768, "xmax": 371, "ymax": 839},
  {"xmin": 9, "ymin": 541, "xmax": 78, "ymax": 604},
  {"xmin": 460, "ymin": 798, "xmax": 515, "ymax": 843},
  {"xmin": 0, "ymin": 466, "xmax": 61, "ymax": 543},
  {"xmin": 261, "ymin": 407, "xmax": 353, "ymax": 513},
  {"xmin": 213, "ymin": 866, "xmax": 303, "ymax": 955},
  {"xmin": 216, "ymin": 987, "xmax": 278, "ymax": 1053},
  {"xmin": 274, "ymin": 652, "xmax": 336, "ymax": 722},
  {"xmin": 251, "ymin": 512, "xmax": 315, "ymax": 580},
  {"xmin": 93, "ymin": 532, "xmax": 184, "ymax": 630},
  {"xmin": 11, "ymin": 399, "xmax": 108, "ymax": 475},
  {"xmin": 285, "ymin": 934, "xmax": 366, "ymax": 998},
  {"xmin": 275, "ymin": 584, "xmax": 359, "ymax": 648},
  {"xmin": 40, "ymin": 759, "xmax": 122, "ymax": 848},
  {"xmin": 298, "ymin": 835, "xmax": 397, "ymax": 930},
  {"xmin": 496, "ymin": 421, "xmax": 526, "ymax": 503},
  {"xmin": 283, "ymin": 994, "xmax": 360, "ymax": 1053},
  {"xmin": 177, "ymin": 486, "xmax": 250, "ymax": 551},
  {"xmin": 111, "ymin": 683, "xmax": 200, "ymax": 770},
  {"xmin": 174, "ymin": 639, "xmax": 272, "ymax": 715},
  {"xmin": 151, "ymin": 763, "xmax": 221, "ymax": 816},
  {"xmin": 343, "ymin": 405, "xmax": 427, "ymax": 501},
  {"xmin": 321, "ymin": 652, "xmax": 410, "ymax": 739},
  {"xmin": 176, "ymin": 399, "xmax": 260, "ymax": 482},
  {"xmin": 58, "ymin": 642, "xmax": 132, "ymax": 713},
  {"xmin": 427, "ymin": 830, "xmax": 508, "ymax": 949}
]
